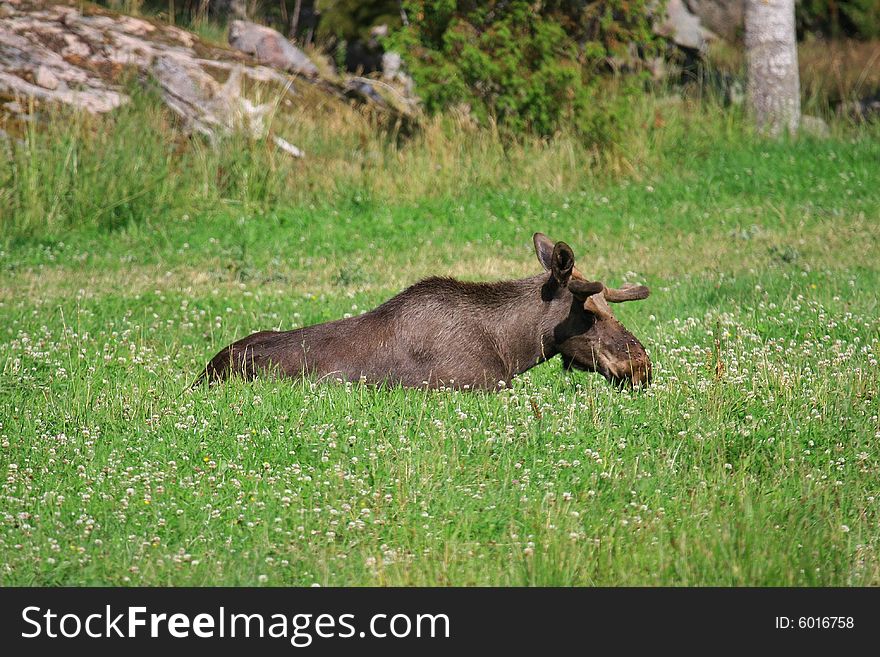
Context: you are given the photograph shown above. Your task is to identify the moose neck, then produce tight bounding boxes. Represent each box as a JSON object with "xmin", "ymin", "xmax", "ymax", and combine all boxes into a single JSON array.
[{"xmin": 481, "ymin": 274, "xmax": 565, "ymax": 378}]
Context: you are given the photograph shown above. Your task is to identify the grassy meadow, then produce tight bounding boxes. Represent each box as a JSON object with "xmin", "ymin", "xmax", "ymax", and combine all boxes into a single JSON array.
[{"xmin": 1, "ymin": 89, "xmax": 879, "ymax": 585}]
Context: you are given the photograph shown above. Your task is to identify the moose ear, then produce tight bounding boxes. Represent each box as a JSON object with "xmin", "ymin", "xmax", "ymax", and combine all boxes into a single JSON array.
[
  {"xmin": 603, "ymin": 283, "xmax": 650, "ymax": 302},
  {"xmin": 533, "ymin": 233, "xmax": 556, "ymax": 271},
  {"xmin": 550, "ymin": 242, "xmax": 576, "ymax": 286}
]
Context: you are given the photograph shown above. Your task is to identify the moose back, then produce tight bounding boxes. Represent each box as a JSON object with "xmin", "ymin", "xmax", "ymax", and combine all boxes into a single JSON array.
[{"xmin": 196, "ymin": 233, "xmax": 652, "ymax": 390}]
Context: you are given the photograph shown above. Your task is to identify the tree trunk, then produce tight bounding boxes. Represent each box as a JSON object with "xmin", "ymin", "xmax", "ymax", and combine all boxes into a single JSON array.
[
  {"xmin": 745, "ymin": 0, "xmax": 800, "ymax": 136},
  {"xmin": 289, "ymin": 0, "xmax": 302, "ymax": 39}
]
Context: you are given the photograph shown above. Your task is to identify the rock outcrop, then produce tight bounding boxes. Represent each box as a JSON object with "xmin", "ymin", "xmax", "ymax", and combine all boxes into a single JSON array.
[
  {"xmin": 653, "ymin": 0, "xmax": 746, "ymax": 52},
  {"xmin": 0, "ymin": 0, "xmax": 305, "ymax": 150},
  {"xmin": 654, "ymin": 0, "xmax": 717, "ymax": 52},
  {"xmin": 684, "ymin": 0, "xmax": 745, "ymax": 43},
  {"xmin": 224, "ymin": 19, "xmax": 417, "ymax": 120},
  {"xmin": 227, "ymin": 19, "xmax": 318, "ymax": 78},
  {"xmin": 0, "ymin": 0, "xmax": 418, "ymax": 153}
]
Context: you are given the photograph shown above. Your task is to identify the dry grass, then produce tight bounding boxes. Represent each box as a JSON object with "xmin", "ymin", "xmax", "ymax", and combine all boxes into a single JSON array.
[
  {"xmin": 799, "ymin": 37, "xmax": 880, "ymax": 106},
  {"xmin": 706, "ymin": 37, "xmax": 880, "ymax": 108},
  {"xmin": 3, "ymin": 199, "xmax": 876, "ymax": 306}
]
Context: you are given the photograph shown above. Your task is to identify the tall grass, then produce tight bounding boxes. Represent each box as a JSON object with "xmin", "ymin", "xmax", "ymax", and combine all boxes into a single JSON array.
[
  {"xmin": 706, "ymin": 37, "xmax": 880, "ymax": 115},
  {"xmin": 0, "ymin": 79, "xmax": 766, "ymax": 243},
  {"xmin": 1, "ymin": 91, "xmax": 175, "ymax": 238}
]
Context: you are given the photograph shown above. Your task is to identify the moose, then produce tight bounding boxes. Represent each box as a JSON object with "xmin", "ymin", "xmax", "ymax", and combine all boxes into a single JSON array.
[{"xmin": 195, "ymin": 233, "xmax": 652, "ymax": 390}]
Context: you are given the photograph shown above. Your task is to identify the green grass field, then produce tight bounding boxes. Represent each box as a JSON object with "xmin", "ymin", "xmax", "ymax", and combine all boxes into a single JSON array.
[{"xmin": 1, "ymin": 119, "xmax": 879, "ymax": 585}]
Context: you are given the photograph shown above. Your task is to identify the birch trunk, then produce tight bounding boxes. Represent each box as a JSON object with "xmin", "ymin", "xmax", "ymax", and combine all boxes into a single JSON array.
[
  {"xmin": 745, "ymin": 0, "xmax": 800, "ymax": 136},
  {"xmin": 289, "ymin": 0, "xmax": 302, "ymax": 38}
]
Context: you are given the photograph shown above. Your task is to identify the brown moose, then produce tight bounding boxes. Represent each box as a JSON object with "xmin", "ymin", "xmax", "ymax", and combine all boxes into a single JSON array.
[{"xmin": 195, "ymin": 233, "xmax": 652, "ymax": 390}]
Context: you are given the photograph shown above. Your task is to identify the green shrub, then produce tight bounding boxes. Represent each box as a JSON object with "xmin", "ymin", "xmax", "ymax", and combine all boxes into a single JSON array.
[{"xmin": 385, "ymin": 0, "xmax": 660, "ymax": 140}]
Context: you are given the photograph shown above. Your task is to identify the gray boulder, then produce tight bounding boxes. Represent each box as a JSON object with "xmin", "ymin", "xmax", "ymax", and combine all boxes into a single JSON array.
[
  {"xmin": 800, "ymin": 115, "xmax": 830, "ymax": 138},
  {"xmin": 685, "ymin": 1, "xmax": 745, "ymax": 43},
  {"xmin": 838, "ymin": 93, "xmax": 880, "ymax": 123},
  {"xmin": 654, "ymin": 0, "xmax": 717, "ymax": 52},
  {"xmin": 228, "ymin": 20, "xmax": 318, "ymax": 78},
  {"xmin": 654, "ymin": 0, "xmax": 747, "ymax": 51}
]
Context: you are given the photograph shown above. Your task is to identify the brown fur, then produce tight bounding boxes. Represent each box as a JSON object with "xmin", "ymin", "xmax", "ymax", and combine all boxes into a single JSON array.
[{"xmin": 195, "ymin": 234, "xmax": 652, "ymax": 390}]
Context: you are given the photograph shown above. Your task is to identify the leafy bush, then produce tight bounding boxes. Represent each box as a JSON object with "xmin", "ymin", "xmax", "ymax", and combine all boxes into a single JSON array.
[
  {"xmin": 316, "ymin": 0, "xmax": 403, "ymax": 42},
  {"xmin": 385, "ymin": 1, "xmax": 660, "ymax": 139}
]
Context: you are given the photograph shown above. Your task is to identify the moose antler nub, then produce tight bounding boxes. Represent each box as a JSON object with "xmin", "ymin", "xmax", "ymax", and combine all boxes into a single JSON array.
[{"xmin": 603, "ymin": 283, "xmax": 650, "ymax": 303}]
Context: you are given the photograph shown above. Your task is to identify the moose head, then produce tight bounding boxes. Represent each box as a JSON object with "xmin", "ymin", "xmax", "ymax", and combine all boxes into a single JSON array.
[{"xmin": 533, "ymin": 233, "xmax": 652, "ymax": 387}]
